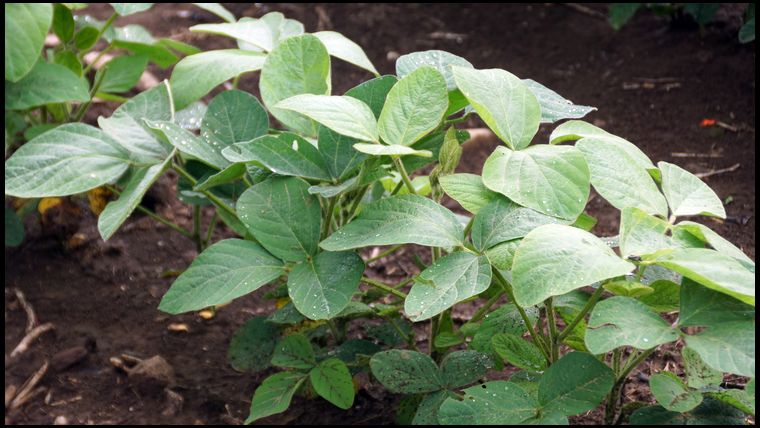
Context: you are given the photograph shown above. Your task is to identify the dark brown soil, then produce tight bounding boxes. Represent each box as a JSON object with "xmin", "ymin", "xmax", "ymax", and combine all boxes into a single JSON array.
[{"xmin": 5, "ymin": 3, "xmax": 755, "ymax": 425}]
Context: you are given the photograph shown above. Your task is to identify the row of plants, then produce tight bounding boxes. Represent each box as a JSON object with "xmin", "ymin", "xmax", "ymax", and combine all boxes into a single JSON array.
[{"xmin": 5, "ymin": 3, "xmax": 755, "ymax": 425}]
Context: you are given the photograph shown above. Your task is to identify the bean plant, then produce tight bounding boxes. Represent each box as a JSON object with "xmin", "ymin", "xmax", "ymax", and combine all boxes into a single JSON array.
[{"xmin": 5, "ymin": 8, "xmax": 755, "ymax": 426}]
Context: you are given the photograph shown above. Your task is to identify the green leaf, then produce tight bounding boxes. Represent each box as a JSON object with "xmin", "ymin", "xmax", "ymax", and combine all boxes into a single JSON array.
[
  {"xmin": 169, "ymin": 49, "xmax": 265, "ymax": 109},
  {"xmin": 369, "ymin": 350, "xmax": 443, "ymax": 394},
  {"xmin": 175, "ymin": 101, "xmax": 207, "ymax": 130},
  {"xmin": 111, "ymin": 39, "xmax": 178, "ymax": 69},
  {"xmin": 522, "ymin": 79, "xmax": 595, "ymax": 123},
  {"xmin": 98, "ymin": 82, "xmax": 173, "ymax": 161},
  {"xmin": 352, "ymin": 143, "xmax": 432, "ymax": 157},
  {"xmin": 402, "ymin": 128, "xmax": 470, "ymax": 173},
  {"xmin": 228, "ymin": 316, "xmax": 279, "ymax": 373},
  {"xmin": 482, "ymin": 145, "xmax": 590, "ymax": 220},
  {"xmin": 309, "ymin": 358, "xmax": 355, "ymax": 409},
  {"xmin": 603, "ymin": 279, "xmax": 653, "ymax": 298},
  {"xmin": 650, "ymin": 372, "xmax": 703, "ymax": 412},
  {"xmin": 485, "ymin": 239, "xmax": 520, "ymax": 270},
  {"xmin": 237, "ymin": 177, "xmax": 321, "ymax": 262},
  {"xmin": 5, "ymin": 3, "xmax": 52, "ymax": 82},
  {"xmin": 317, "ymin": 126, "xmax": 367, "ymax": 181},
  {"xmin": 74, "ymin": 26, "xmax": 100, "ymax": 50},
  {"xmin": 5, "ymin": 61, "xmax": 90, "ymax": 110},
  {"xmin": 682, "ymin": 347, "xmax": 723, "ymax": 390},
  {"xmin": 246, "ymin": 371, "xmax": 307, "ymax": 424},
  {"xmin": 679, "ymin": 278, "xmax": 754, "ymax": 327},
  {"xmin": 684, "ymin": 3, "xmax": 719, "ymax": 26},
  {"xmin": 439, "ymin": 173, "xmax": 499, "ymax": 215},
  {"xmin": 5, "ymin": 207, "xmax": 24, "ymax": 247},
  {"xmin": 630, "ymin": 398, "xmax": 746, "ymax": 425},
  {"xmin": 673, "ymin": 221, "xmax": 754, "ymax": 269},
  {"xmin": 471, "ymin": 196, "xmax": 570, "ymax": 251},
  {"xmin": 191, "ymin": 19, "xmax": 274, "ymax": 51},
  {"xmin": 313, "ymin": 31, "xmax": 377, "ymax": 75},
  {"xmin": 222, "ymin": 134, "xmax": 332, "ymax": 181},
  {"xmin": 452, "ymin": 67, "xmax": 541, "ymax": 150},
  {"xmin": 98, "ymin": 155, "xmax": 172, "ymax": 240},
  {"xmin": 619, "ymin": 207, "xmax": 673, "ymax": 258},
  {"xmin": 707, "ymin": 389, "xmax": 755, "ymax": 416},
  {"xmin": 395, "ymin": 50, "xmax": 473, "ymax": 91},
  {"xmin": 608, "ymin": 4, "xmax": 641, "ymax": 30},
  {"xmin": 412, "ymin": 390, "xmax": 453, "ymax": 425},
  {"xmin": 110, "ymin": 3, "xmax": 153, "ymax": 15},
  {"xmin": 585, "ymin": 296, "xmax": 679, "ymax": 354},
  {"xmin": 5, "ymin": 124, "xmax": 131, "ymax": 198},
  {"xmin": 739, "ymin": 17, "xmax": 755, "ymax": 43},
  {"xmin": 538, "ymin": 352, "xmax": 615, "ymax": 416},
  {"xmin": 378, "ymin": 66, "xmax": 448, "ymax": 147},
  {"xmin": 438, "ymin": 381, "xmax": 538, "ymax": 425},
  {"xmin": 52, "ymin": 4, "xmax": 75, "ymax": 42},
  {"xmin": 659, "ymin": 161, "xmax": 726, "ymax": 218},
  {"xmin": 260, "ymin": 34, "xmax": 331, "ymax": 136},
  {"xmin": 272, "ymin": 333, "xmax": 316, "ymax": 369},
  {"xmin": 438, "ymin": 350, "xmax": 491, "ymax": 389},
  {"xmin": 649, "ymin": 248, "xmax": 754, "ymax": 306},
  {"xmin": 193, "ymin": 163, "xmax": 246, "ymax": 192},
  {"xmin": 192, "ymin": 2, "xmax": 235, "ymax": 22},
  {"xmin": 685, "ymin": 321, "xmax": 755, "ymax": 377},
  {"xmin": 202, "ymin": 89, "xmax": 268, "ymax": 145},
  {"xmin": 345, "ymin": 75, "xmax": 398, "ymax": 118},
  {"xmin": 512, "ymin": 224, "xmax": 635, "ymax": 307},
  {"xmin": 405, "ymin": 252, "xmax": 491, "ymax": 322},
  {"xmin": 96, "ymin": 54, "xmax": 149, "ymax": 93},
  {"xmin": 287, "ymin": 251, "xmax": 364, "ymax": 320},
  {"xmin": 158, "ymin": 239, "xmax": 284, "ymax": 314},
  {"xmin": 637, "ymin": 279, "xmax": 681, "ymax": 312},
  {"xmin": 276, "ymin": 95, "xmax": 378, "ymax": 142},
  {"xmin": 320, "ymin": 194, "xmax": 463, "ymax": 251},
  {"xmin": 492, "ymin": 333, "xmax": 547, "ymax": 372},
  {"xmin": 470, "ymin": 304, "xmax": 539, "ymax": 354},
  {"xmin": 146, "ymin": 120, "xmax": 229, "ymax": 170}
]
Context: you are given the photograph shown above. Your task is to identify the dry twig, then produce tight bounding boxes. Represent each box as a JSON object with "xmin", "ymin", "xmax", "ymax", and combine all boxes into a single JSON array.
[{"xmin": 695, "ymin": 163, "xmax": 741, "ymax": 179}]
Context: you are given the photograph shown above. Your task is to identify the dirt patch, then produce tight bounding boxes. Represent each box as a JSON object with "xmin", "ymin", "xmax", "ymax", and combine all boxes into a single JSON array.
[{"xmin": 5, "ymin": 3, "xmax": 754, "ymax": 425}]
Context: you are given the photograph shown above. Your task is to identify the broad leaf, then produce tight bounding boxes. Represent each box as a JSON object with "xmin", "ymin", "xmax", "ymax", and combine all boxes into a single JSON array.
[
  {"xmin": 272, "ymin": 333, "xmax": 316, "ymax": 369},
  {"xmin": 538, "ymin": 352, "xmax": 615, "ymax": 416},
  {"xmin": 313, "ymin": 31, "xmax": 378, "ymax": 75},
  {"xmin": 471, "ymin": 196, "xmax": 570, "ymax": 251},
  {"xmin": 237, "ymin": 177, "xmax": 321, "ymax": 262},
  {"xmin": 369, "ymin": 350, "xmax": 443, "ymax": 394},
  {"xmin": 678, "ymin": 278, "xmax": 755, "ymax": 327},
  {"xmin": 522, "ymin": 79, "xmax": 595, "ymax": 123},
  {"xmin": 222, "ymin": 133, "xmax": 332, "ymax": 181},
  {"xmin": 439, "ymin": 173, "xmax": 499, "ymax": 215},
  {"xmin": 287, "ymin": 251, "xmax": 364, "ymax": 320},
  {"xmin": 404, "ymin": 252, "xmax": 491, "ymax": 321},
  {"xmin": 98, "ymin": 155, "xmax": 172, "ymax": 240},
  {"xmin": 470, "ymin": 304, "xmax": 538, "ymax": 354},
  {"xmin": 320, "ymin": 194, "xmax": 463, "ymax": 251},
  {"xmin": 202, "ymin": 89, "xmax": 269, "ymax": 147},
  {"xmin": 353, "ymin": 143, "xmax": 432, "ymax": 157},
  {"xmin": 630, "ymin": 398, "xmax": 746, "ymax": 425},
  {"xmin": 412, "ymin": 390, "xmax": 453, "ymax": 425},
  {"xmin": 682, "ymin": 347, "xmax": 723, "ymax": 389},
  {"xmin": 585, "ymin": 296, "xmax": 679, "ymax": 354},
  {"xmin": 650, "ymin": 372, "xmax": 703, "ymax": 412},
  {"xmin": 707, "ymin": 389, "xmax": 755, "ymax": 416},
  {"xmin": 438, "ymin": 350, "xmax": 491, "ymax": 389},
  {"xmin": 5, "ymin": 207, "xmax": 24, "ymax": 247},
  {"xmin": 649, "ymin": 248, "xmax": 754, "ymax": 306},
  {"xmin": 276, "ymin": 95, "xmax": 378, "ymax": 142},
  {"xmin": 492, "ymin": 333, "xmax": 547, "ymax": 372},
  {"xmin": 228, "ymin": 316, "xmax": 279, "ymax": 373},
  {"xmin": 452, "ymin": 67, "xmax": 541, "ymax": 150},
  {"xmin": 317, "ymin": 126, "xmax": 367, "ymax": 180},
  {"xmin": 673, "ymin": 221, "xmax": 754, "ymax": 269},
  {"xmin": 96, "ymin": 54, "xmax": 149, "ymax": 93},
  {"xmin": 246, "ymin": 372, "xmax": 306, "ymax": 424},
  {"xmin": 485, "ymin": 239, "xmax": 520, "ymax": 270},
  {"xmin": 512, "ymin": 224, "xmax": 635, "ymax": 307},
  {"xmin": 685, "ymin": 321, "xmax": 755, "ymax": 377},
  {"xmin": 438, "ymin": 381, "xmax": 538, "ymax": 425},
  {"xmin": 395, "ymin": 50, "xmax": 473, "ymax": 91},
  {"xmin": 659, "ymin": 161, "xmax": 726, "ymax": 218},
  {"xmin": 110, "ymin": 3, "xmax": 153, "ymax": 15},
  {"xmin": 5, "ymin": 124, "xmax": 131, "ymax": 198},
  {"xmin": 170, "ymin": 49, "xmax": 265, "ymax": 109},
  {"xmin": 345, "ymin": 75, "xmax": 398, "ymax": 118},
  {"xmin": 191, "ymin": 20, "xmax": 274, "ymax": 51},
  {"xmin": 146, "ymin": 120, "xmax": 229, "ymax": 170},
  {"xmin": 193, "ymin": 163, "xmax": 246, "ymax": 192},
  {"xmin": 5, "ymin": 61, "xmax": 89, "ymax": 110},
  {"xmin": 158, "ymin": 239, "xmax": 284, "ymax": 314},
  {"xmin": 378, "ymin": 66, "xmax": 448, "ymax": 147},
  {"xmin": 482, "ymin": 145, "xmax": 590, "ymax": 220},
  {"xmin": 309, "ymin": 358, "xmax": 355, "ymax": 409},
  {"xmin": 260, "ymin": 34, "xmax": 331, "ymax": 136},
  {"xmin": 619, "ymin": 207, "xmax": 673, "ymax": 258},
  {"xmin": 5, "ymin": 3, "xmax": 52, "ymax": 82}
]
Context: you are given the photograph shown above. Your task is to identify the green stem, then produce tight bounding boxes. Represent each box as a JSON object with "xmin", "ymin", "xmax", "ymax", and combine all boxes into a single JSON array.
[
  {"xmin": 390, "ymin": 180, "xmax": 404, "ymax": 196},
  {"xmin": 321, "ymin": 196, "xmax": 338, "ymax": 240},
  {"xmin": 231, "ymin": 74, "xmax": 241, "ymax": 89},
  {"xmin": 462, "ymin": 216, "xmax": 475, "ymax": 239},
  {"xmin": 362, "ymin": 276, "xmax": 408, "ymax": 299},
  {"xmin": 557, "ymin": 285, "xmax": 605, "ymax": 341},
  {"xmin": 79, "ymin": 12, "xmax": 118, "ymax": 60},
  {"xmin": 82, "ymin": 45, "xmax": 114, "ymax": 76},
  {"xmin": 106, "ymin": 184, "xmax": 194, "ymax": 238},
  {"xmin": 327, "ymin": 319, "xmax": 342, "ymax": 343},
  {"xmin": 605, "ymin": 348, "xmax": 656, "ymax": 424},
  {"xmin": 203, "ymin": 211, "xmax": 218, "ymax": 247},
  {"xmin": 444, "ymin": 114, "xmax": 471, "ymax": 126},
  {"xmin": 492, "ymin": 269, "xmax": 552, "ymax": 362},
  {"xmin": 392, "ymin": 157, "xmax": 416, "ymax": 195},
  {"xmin": 73, "ymin": 65, "xmax": 108, "ymax": 122},
  {"xmin": 173, "ymin": 163, "xmax": 238, "ymax": 220},
  {"xmin": 546, "ymin": 297, "xmax": 559, "ymax": 362},
  {"xmin": 192, "ymin": 205, "xmax": 202, "ymax": 251},
  {"xmin": 386, "ymin": 316, "xmax": 419, "ymax": 352},
  {"xmin": 366, "ymin": 244, "xmax": 404, "ymax": 263},
  {"xmin": 346, "ymin": 185, "xmax": 370, "ymax": 222},
  {"xmin": 469, "ymin": 290, "xmax": 505, "ymax": 323}
]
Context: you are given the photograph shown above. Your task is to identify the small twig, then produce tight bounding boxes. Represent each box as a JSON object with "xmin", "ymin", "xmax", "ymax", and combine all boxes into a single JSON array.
[
  {"xmin": 562, "ymin": 3, "xmax": 606, "ymax": 19},
  {"xmin": 9, "ymin": 360, "xmax": 49, "ymax": 411},
  {"xmin": 6, "ymin": 323, "xmax": 56, "ymax": 367},
  {"xmin": 695, "ymin": 163, "xmax": 740, "ymax": 179},
  {"xmin": 5, "ymin": 385, "xmax": 17, "ymax": 408},
  {"xmin": 671, "ymin": 152, "xmax": 723, "ymax": 158},
  {"xmin": 12, "ymin": 288, "xmax": 37, "ymax": 333}
]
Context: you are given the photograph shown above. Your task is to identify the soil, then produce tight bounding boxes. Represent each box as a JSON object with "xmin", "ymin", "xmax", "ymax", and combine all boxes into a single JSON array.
[{"xmin": 5, "ymin": 3, "xmax": 755, "ymax": 425}]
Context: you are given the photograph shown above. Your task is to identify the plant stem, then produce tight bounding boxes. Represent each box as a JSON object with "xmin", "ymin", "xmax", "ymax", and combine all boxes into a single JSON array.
[
  {"xmin": 492, "ymin": 269, "xmax": 552, "ymax": 362},
  {"xmin": 203, "ymin": 211, "xmax": 218, "ymax": 247},
  {"xmin": 79, "ymin": 12, "xmax": 118, "ymax": 60},
  {"xmin": 390, "ymin": 180, "xmax": 404, "ymax": 196},
  {"xmin": 327, "ymin": 319, "xmax": 342, "ymax": 342},
  {"xmin": 392, "ymin": 156, "xmax": 416, "ymax": 195},
  {"xmin": 462, "ymin": 216, "xmax": 475, "ymax": 239},
  {"xmin": 469, "ymin": 290, "xmax": 505, "ymax": 323},
  {"xmin": 73, "ymin": 65, "xmax": 108, "ymax": 122},
  {"xmin": 192, "ymin": 205, "xmax": 202, "ymax": 251},
  {"xmin": 361, "ymin": 276, "xmax": 407, "ymax": 299},
  {"xmin": 386, "ymin": 316, "xmax": 419, "ymax": 352},
  {"xmin": 321, "ymin": 196, "xmax": 338, "ymax": 240},
  {"xmin": 604, "ymin": 348, "xmax": 656, "ymax": 424},
  {"xmin": 444, "ymin": 114, "xmax": 471, "ymax": 126},
  {"xmin": 346, "ymin": 185, "xmax": 370, "ymax": 222},
  {"xmin": 546, "ymin": 297, "xmax": 559, "ymax": 362},
  {"xmin": 557, "ymin": 285, "xmax": 606, "ymax": 341},
  {"xmin": 231, "ymin": 74, "xmax": 241, "ymax": 89},
  {"xmin": 106, "ymin": 184, "xmax": 194, "ymax": 238},
  {"xmin": 173, "ymin": 163, "xmax": 238, "ymax": 220},
  {"xmin": 366, "ymin": 244, "xmax": 404, "ymax": 263},
  {"xmin": 82, "ymin": 45, "xmax": 114, "ymax": 76}
]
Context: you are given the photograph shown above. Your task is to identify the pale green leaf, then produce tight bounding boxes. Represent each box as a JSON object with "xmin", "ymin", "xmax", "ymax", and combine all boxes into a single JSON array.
[
  {"xmin": 353, "ymin": 143, "xmax": 432, "ymax": 157},
  {"xmin": 522, "ymin": 79, "xmax": 596, "ymax": 123},
  {"xmin": 396, "ymin": 50, "xmax": 473, "ymax": 91},
  {"xmin": 246, "ymin": 372, "xmax": 306, "ymax": 424},
  {"xmin": 288, "ymin": 251, "xmax": 364, "ymax": 320},
  {"xmin": 659, "ymin": 161, "xmax": 726, "ymax": 218},
  {"xmin": 5, "ymin": 3, "xmax": 52, "ymax": 82},
  {"xmin": 439, "ymin": 173, "xmax": 499, "ymax": 215},
  {"xmin": 5, "ymin": 61, "xmax": 89, "ymax": 110},
  {"xmin": 309, "ymin": 358, "xmax": 355, "ymax": 409},
  {"xmin": 685, "ymin": 321, "xmax": 755, "ymax": 377},
  {"xmin": 619, "ymin": 207, "xmax": 673, "ymax": 258},
  {"xmin": 673, "ymin": 221, "xmax": 754, "ymax": 269},
  {"xmin": 650, "ymin": 372, "xmax": 703, "ymax": 412},
  {"xmin": 276, "ymin": 95, "xmax": 378, "ymax": 142},
  {"xmin": 110, "ymin": 3, "xmax": 153, "ymax": 15},
  {"xmin": 313, "ymin": 30, "xmax": 377, "ymax": 75}
]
